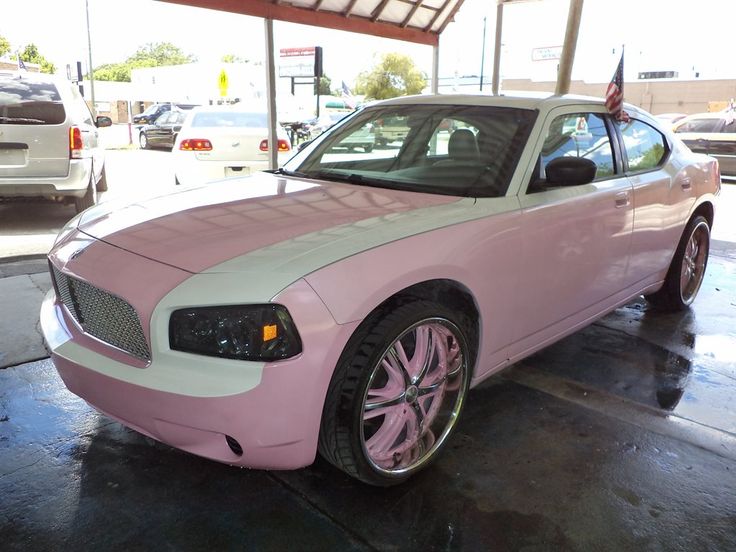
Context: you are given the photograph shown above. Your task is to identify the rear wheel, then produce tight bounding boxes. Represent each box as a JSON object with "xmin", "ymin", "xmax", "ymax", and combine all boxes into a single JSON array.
[
  {"xmin": 319, "ymin": 301, "xmax": 471, "ymax": 486},
  {"xmin": 74, "ymin": 175, "xmax": 97, "ymax": 214},
  {"xmin": 95, "ymin": 165, "xmax": 108, "ymax": 192},
  {"xmin": 139, "ymin": 132, "xmax": 149, "ymax": 149},
  {"xmin": 646, "ymin": 215, "xmax": 710, "ymax": 311}
]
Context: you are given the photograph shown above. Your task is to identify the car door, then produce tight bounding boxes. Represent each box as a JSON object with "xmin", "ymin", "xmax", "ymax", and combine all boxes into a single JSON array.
[
  {"xmin": 148, "ymin": 112, "xmax": 171, "ymax": 146},
  {"xmin": 618, "ymin": 117, "xmax": 694, "ymax": 284},
  {"xmin": 165, "ymin": 111, "xmax": 184, "ymax": 149},
  {"xmin": 707, "ymin": 117, "xmax": 736, "ymax": 176},
  {"xmin": 514, "ymin": 108, "xmax": 633, "ymax": 341}
]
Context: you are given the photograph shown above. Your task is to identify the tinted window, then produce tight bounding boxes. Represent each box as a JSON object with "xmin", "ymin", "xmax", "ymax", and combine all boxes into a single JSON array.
[
  {"xmin": 289, "ymin": 105, "xmax": 536, "ymax": 197},
  {"xmin": 191, "ymin": 112, "xmax": 267, "ymax": 128},
  {"xmin": 538, "ymin": 112, "xmax": 616, "ymax": 180},
  {"xmin": 0, "ymin": 77, "xmax": 65, "ymax": 125},
  {"xmin": 620, "ymin": 119, "xmax": 667, "ymax": 173},
  {"xmin": 721, "ymin": 118, "xmax": 736, "ymax": 133},
  {"xmin": 675, "ymin": 118, "xmax": 721, "ymax": 133}
]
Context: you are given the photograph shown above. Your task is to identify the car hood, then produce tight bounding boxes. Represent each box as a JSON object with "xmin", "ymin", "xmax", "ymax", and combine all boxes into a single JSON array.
[{"xmin": 77, "ymin": 172, "xmax": 459, "ymax": 274}]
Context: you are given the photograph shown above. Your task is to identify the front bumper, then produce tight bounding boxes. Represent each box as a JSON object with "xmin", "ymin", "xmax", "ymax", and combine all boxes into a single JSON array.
[{"xmin": 41, "ymin": 275, "xmax": 359, "ymax": 470}]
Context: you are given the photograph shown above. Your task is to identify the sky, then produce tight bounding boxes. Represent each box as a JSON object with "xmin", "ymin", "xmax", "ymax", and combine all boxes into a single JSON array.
[{"xmin": 1, "ymin": 0, "xmax": 735, "ymax": 88}]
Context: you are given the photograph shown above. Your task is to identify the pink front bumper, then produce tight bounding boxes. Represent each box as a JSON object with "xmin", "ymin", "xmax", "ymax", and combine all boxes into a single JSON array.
[{"xmin": 42, "ymin": 278, "xmax": 360, "ymax": 471}]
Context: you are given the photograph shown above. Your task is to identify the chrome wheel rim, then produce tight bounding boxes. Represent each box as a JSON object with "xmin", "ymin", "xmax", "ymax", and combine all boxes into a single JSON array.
[
  {"xmin": 139, "ymin": 133, "xmax": 147, "ymax": 148},
  {"xmin": 680, "ymin": 221, "xmax": 709, "ymax": 305},
  {"xmin": 360, "ymin": 318, "xmax": 468, "ymax": 477}
]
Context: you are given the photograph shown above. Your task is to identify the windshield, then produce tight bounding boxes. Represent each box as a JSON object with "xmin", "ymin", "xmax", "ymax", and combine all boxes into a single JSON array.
[{"xmin": 285, "ymin": 104, "xmax": 536, "ymax": 197}]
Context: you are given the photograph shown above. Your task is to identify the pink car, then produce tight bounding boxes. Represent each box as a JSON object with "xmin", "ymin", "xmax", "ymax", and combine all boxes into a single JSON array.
[{"xmin": 41, "ymin": 94, "xmax": 720, "ymax": 486}]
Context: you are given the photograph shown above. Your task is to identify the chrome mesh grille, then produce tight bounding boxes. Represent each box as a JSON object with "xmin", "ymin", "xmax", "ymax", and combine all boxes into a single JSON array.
[{"xmin": 50, "ymin": 264, "xmax": 151, "ymax": 361}]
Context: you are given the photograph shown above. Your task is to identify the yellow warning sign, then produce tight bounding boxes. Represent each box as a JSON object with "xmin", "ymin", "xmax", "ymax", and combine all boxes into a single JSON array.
[{"xmin": 218, "ymin": 69, "xmax": 229, "ymax": 97}]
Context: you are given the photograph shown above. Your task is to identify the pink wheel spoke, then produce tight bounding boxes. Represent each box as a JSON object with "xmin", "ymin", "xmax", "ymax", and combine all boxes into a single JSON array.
[
  {"xmin": 410, "ymin": 326, "xmax": 434, "ymax": 384},
  {"xmin": 364, "ymin": 393, "xmax": 405, "ymax": 413},
  {"xmin": 387, "ymin": 345, "xmax": 411, "ymax": 386},
  {"xmin": 363, "ymin": 403, "xmax": 403, "ymax": 421},
  {"xmin": 366, "ymin": 406, "xmax": 411, "ymax": 453}
]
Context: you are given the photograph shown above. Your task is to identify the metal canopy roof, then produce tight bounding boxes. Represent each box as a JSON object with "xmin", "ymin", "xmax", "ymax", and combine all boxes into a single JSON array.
[{"xmin": 160, "ymin": 0, "xmax": 466, "ymax": 46}]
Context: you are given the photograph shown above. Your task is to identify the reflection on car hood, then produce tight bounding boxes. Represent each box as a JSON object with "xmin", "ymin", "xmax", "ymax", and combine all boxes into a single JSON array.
[{"xmin": 77, "ymin": 172, "xmax": 457, "ymax": 273}]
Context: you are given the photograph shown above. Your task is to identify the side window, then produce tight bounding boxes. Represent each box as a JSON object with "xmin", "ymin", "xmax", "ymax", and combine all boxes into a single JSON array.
[
  {"xmin": 156, "ymin": 112, "xmax": 171, "ymax": 125},
  {"xmin": 620, "ymin": 119, "xmax": 667, "ymax": 173},
  {"xmin": 721, "ymin": 118, "xmax": 736, "ymax": 133},
  {"xmin": 674, "ymin": 118, "xmax": 720, "ymax": 133},
  {"xmin": 537, "ymin": 112, "xmax": 616, "ymax": 182}
]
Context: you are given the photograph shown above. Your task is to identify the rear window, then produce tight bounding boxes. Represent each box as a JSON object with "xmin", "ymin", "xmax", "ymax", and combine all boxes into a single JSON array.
[
  {"xmin": 191, "ymin": 112, "xmax": 267, "ymax": 128},
  {"xmin": 0, "ymin": 77, "xmax": 66, "ymax": 125}
]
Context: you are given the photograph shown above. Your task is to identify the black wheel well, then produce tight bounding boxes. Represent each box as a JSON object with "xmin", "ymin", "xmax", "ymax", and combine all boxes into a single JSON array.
[
  {"xmin": 692, "ymin": 201, "xmax": 714, "ymax": 229},
  {"xmin": 355, "ymin": 279, "xmax": 481, "ymax": 375}
]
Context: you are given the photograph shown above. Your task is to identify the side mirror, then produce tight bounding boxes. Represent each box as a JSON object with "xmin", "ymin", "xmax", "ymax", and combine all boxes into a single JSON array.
[
  {"xmin": 96, "ymin": 116, "xmax": 113, "ymax": 128},
  {"xmin": 545, "ymin": 156, "xmax": 597, "ymax": 186},
  {"xmin": 297, "ymin": 140, "xmax": 313, "ymax": 152}
]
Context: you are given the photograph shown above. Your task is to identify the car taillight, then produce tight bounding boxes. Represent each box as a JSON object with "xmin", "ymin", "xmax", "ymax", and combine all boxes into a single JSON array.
[
  {"xmin": 179, "ymin": 139, "xmax": 213, "ymax": 151},
  {"xmin": 259, "ymin": 139, "xmax": 291, "ymax": 153},
  {"xmin": 69, "ymin": 127, "xmax": 84, "ymax": 159}
]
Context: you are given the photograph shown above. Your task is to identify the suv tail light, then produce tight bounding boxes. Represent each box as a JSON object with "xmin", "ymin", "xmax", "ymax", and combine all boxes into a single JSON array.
[
  {"xmin": 259, "ymin": 139, "xmax": 291, "ymax": 153},
  {"xmin": 69, "ymin": 127, "xmax": 84, "ymax": 159},
  {"xmin": 180, "ymin": 139, "xmax": 213, "ymax": 151}
]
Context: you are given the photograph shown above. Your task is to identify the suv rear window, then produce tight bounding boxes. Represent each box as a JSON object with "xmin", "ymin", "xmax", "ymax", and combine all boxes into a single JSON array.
[{"xmin": 0, "ymin": 77, "xmax": 66, "ymax": 125}]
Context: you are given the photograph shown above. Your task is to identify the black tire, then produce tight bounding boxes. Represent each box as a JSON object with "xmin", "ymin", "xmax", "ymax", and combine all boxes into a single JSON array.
[
  {"xmin": 646, "ymin": 215, "xmax": 710, "ymax": 311},
  {"xmin": 74, "ymin": 176, "xmax": 97, "ymax": 214},
  {"xmin": 139, "ymin": 132, "xmax": 149, "ymax": 149},
  {"xmin": 95, "ymin": 165, "xmax": 108, "ymax": 192},
  {"xmin": 318, "ymin": 300, "xmax": 472, "ymax": 486}
]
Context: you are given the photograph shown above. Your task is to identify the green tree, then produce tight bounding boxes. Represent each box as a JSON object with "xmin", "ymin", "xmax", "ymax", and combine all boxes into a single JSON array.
[
  {"xmin": 221, "ymin": 54, "xmax": 249, "ymax": 63},
  {"xmin": 355, "ymin": 53, "xmax": 426, "ymax": 100},
  {"xmin": 0, "ymin": 35, "xmax": 10, "ymax": 58},
  {"xmin": 316, "ymin": 75, "xmax": 331, "ymax": 95},
  {"xmin": 19, "ymin": 43, "xmax": 55, "ymax": 73},
  {"xmin": 93, "ymin": 42, "xmax": 196, "ymax": 82}
]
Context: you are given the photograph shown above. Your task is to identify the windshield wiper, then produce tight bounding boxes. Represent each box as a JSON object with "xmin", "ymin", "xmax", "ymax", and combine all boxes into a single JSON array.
[
  {"xmin": 267, "ymin": 168, "xmax": 310, "ymax": 178},
  {"xmin": 0, "ymin": 116, "xmax": 46, "ymax": 124}
]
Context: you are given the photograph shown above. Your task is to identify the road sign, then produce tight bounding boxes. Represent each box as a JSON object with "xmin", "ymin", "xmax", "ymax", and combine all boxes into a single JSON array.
[{"xmin": 219, "ymin": 69, "xmax": 229, "ymax": 97}]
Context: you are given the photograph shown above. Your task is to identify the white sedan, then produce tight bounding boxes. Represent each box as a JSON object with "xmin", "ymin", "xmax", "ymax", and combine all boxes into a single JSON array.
[{"xmin": 172, "ymin": 105, "xmax": 293, "ymax": 186}]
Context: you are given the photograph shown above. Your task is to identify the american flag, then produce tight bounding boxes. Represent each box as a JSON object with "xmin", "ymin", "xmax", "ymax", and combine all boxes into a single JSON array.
[
  {"xmin": 341, "ymin": 80, "xmax": 356, "ymax": 109},
  {"xmin": 605, "ymin": 51, "xmax": 625, "ymax": 120}
]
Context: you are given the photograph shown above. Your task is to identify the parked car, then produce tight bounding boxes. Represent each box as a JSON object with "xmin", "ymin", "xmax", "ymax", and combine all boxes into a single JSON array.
[
  {"xmin": 41, "ymin": 94, "xmax": 719, "ymax": 486},
  {"xmin": 673, "ymin": 111, "xmax": 736, "ymax": 176},
  {"xmin": 655, "ymin": 112, "xmax": 687, "ymax": 127},
  {"xmin": 133, "ymin": 103, "xmax": 198, "ymax": 125},
  {"xmin": 172, "ymin": 105, "xmax": 292, "ymax": 186},
  {"xmin": 373, "ymin": 115, "xmax": 411, "ymax": 146},
  {"xmin": 0, "ymin": 71, "xmax": 112, "ymax": 213},
  {"xmin": 139, "ymin": 109, "xmax": 187, "ymax": 150}
]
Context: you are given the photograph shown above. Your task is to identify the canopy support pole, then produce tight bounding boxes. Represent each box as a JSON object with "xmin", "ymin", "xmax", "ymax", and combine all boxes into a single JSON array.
[
  {"xmin": 431, "ymin": 43, "xmax": 440, "ymax": 94},
  {"xmin": 264, "ymin": 17, "xmax": 278, "ymax": 170},
  {"xmin": 491, "ymin": 1, "xmax": 503, "ymax": 95},
  {"xmin": 555, "ymin": 0, "xmax": 584, "ymax": 95}
]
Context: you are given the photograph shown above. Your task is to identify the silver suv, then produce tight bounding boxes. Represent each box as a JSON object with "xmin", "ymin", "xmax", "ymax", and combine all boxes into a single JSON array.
[{"xmin": 0, "ymin": 71, "xmax": 112, "ymax": 213}]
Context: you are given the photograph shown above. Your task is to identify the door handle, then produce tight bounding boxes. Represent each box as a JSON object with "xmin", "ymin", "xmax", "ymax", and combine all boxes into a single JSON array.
[
  {"xmin": 614, "ymin": 191, "xmax": 630, "ymax": 208},
  {"xmin": 681, "ymin": 177, "xmax": 692, "ymax": 191}
]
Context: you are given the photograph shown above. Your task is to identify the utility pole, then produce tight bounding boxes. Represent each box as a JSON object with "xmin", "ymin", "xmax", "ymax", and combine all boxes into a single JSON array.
[
  {"xmin": 85, "ymin": 0, "xmax": 97, "ymax": 115},
  {"xmin": 480, "ymin": 16, "xmax": 487, "ymax": 91}
]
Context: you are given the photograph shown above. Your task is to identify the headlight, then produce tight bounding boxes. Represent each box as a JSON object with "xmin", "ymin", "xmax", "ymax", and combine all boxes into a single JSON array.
[{"xmin": 169, "ymin": 304, "xmax": 302, "ymax": 361}]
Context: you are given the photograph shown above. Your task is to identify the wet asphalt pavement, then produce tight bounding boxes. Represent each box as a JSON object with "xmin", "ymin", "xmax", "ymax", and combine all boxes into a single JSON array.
[{"xmin": 1, "ymin": 249, "xmax": 735, "ymax": 550}]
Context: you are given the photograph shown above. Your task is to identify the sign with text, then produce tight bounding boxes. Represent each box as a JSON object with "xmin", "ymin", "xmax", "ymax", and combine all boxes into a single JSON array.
[
  {"xmin": 279, "ymin": 46, "xmax": 322, "ymax": 78},
  {"xmin": 531, "ymin": 46, "xmax": 562, "ymax": 61}
]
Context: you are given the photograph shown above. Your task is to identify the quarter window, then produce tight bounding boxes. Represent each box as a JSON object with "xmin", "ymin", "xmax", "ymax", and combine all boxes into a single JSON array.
[{"xmin": 620, "ymin": 119, "xmax": 667, "ymax": 173}]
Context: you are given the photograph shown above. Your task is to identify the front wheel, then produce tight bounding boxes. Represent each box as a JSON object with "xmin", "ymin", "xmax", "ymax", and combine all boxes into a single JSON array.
[
  {"xmin": 139, "ymin": 132, "xmax": 149, "ymax": 149},
  {"xmin": 319, "ymin": 301, "xmax": 471, "ymax": 486},
  {"xmin": 646, "ymin": 215, "xmax": 710, "ymax": 311}
]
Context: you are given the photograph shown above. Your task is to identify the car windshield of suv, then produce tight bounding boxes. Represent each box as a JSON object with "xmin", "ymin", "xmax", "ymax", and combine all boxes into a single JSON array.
[
  {"xmin": 191, "ymin": 111, "xmax": 268, "ymax": 128},
  {"xmin": 287, "ymin": 104, "xmax": 536, "ymax": 197},
  {"xmin": 0, "ymin": 77, "xmax": 65, "ymax": 125}
]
